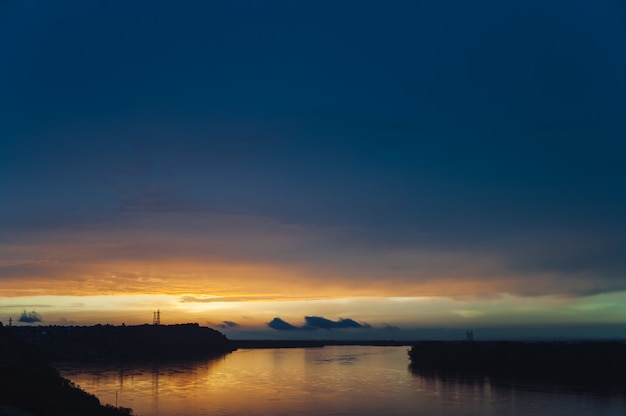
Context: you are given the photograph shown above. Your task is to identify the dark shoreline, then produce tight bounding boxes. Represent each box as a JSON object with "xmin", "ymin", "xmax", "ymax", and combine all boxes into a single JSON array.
[
  {"xmin": 408, "ymin": 341, "xmax": 626, "ymax": 387},
  {"xmin": 12, "ymin": 323, "xmax": 236, "ymax": 361}
]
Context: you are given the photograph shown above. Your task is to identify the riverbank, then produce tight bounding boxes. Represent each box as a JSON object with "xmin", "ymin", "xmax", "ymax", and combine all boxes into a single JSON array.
[
  {"xmin": 408, "ymin": 341, "xmax": 626, "ymax": 386},
  {"xmin": 12, "ymin": 323, "xmax": 235, "ymax": 361}
]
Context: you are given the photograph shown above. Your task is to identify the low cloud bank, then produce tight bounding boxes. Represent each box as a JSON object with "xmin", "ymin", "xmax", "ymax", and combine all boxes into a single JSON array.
[
  {"xmin": 268, "ymin": 317, "xmax": 301, "ymax": 331},
  {"xmin": 304, "ymin": 316, "xmax": 370, "ymax": 329},
  {"xmin": 19, "ymin": 310, "xmax": 42, "ymax": 323},
  {"xmin": 268, "ymin": 316, "xmax": 371, "ymax": 331},
  {"xmin": 216, "ymin": 320, "xmax": 240, "ymax": 329}
]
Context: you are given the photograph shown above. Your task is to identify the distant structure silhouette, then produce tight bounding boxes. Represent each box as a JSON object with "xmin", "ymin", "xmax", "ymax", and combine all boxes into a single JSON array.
[
  {"xmin": 153, "ymin": 310, "xmax": 161, "ymax": 325},
  {"xmin": 466, "ymin": 330, "xmax": 474, "ymax": 342},
  {"xmin": 8, "ymin": 317, "xmax": 12, "ymax": 327}
]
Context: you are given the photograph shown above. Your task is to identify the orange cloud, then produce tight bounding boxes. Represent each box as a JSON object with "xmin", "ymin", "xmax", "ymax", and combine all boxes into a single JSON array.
[{"xmin": 0, "ymin": 212, "xmax": 615, "ymax": 301}]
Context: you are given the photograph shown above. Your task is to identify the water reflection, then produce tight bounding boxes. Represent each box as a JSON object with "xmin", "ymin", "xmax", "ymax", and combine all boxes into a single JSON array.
[
  {"xmin": 58, "ymin": 354, "xmax": 231, "ymax": 415},
  {"xmin": 57, "ymin": 346, "xmax": 626, "ymax": 416}
]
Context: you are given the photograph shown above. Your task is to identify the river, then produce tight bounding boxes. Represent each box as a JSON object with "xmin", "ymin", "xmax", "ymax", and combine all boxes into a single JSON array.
[{"xmin": 56, "ymin": 345, "xmax": 626, "ymax": 416}]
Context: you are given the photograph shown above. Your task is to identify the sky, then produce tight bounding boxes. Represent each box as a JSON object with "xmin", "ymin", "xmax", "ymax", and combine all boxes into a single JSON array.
[{"xmin": 1, "ymin": 0, "xmax": 626, "ymax": 340}]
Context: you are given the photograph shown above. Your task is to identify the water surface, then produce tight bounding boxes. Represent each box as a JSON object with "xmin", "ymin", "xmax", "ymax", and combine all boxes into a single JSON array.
[{"xmin": 57, "ymin": 346, "xmax": 626, "ymax": 416}]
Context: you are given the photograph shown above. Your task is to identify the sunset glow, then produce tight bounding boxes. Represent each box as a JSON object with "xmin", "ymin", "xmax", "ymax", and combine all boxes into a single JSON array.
[{"xmin": 2, "ymin": 1, "xmax": 626, "ymax": 340}]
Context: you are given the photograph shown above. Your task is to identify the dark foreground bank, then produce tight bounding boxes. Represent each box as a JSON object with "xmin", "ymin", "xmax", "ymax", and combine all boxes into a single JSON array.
[
  {"xmin": 0, "ymin": 325, "xmax": 132, "ymax": 416},
  {"xmin": 409, "ymin": 341, "xmax": 626, "ymax": 386}
]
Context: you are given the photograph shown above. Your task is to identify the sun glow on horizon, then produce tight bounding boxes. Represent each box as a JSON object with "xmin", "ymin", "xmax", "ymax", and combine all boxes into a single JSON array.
[{"xmin": 2, "ymin": 291, "xmax": 626, "ymax": 335}]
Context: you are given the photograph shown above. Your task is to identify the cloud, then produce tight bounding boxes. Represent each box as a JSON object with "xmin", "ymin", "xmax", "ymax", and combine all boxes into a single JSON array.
[
  {"xmin": 268, "ymin": 316, "xmax": 371, "ymax": 331},
  {"xmin": 304, "ymin": 316, "xmax": 370, "ymax": 330},
  {"xmin": 382, "ymin": 323, "xmax": 400, "ymax": 331},
  {"xmin": 180, "ymin": 295, "xmax": 284, "ymax": 303},
  {"xmin": 18, "ymin": 310, "xmax": 42, "ymax": 323},
  {"xmin": 3, "ymin": 207, "xmax": 626, "ymax": 301},
  {"xmin": 216, "ymin": 320, "xmax": 239, "ymax": 329},
  {"xmin": 268, "ymin": 317, "xmax": 299, "ymax": 331},
  {"xmin": 0, "ymin": 304, "xmax": 53, "ymax": 309}
]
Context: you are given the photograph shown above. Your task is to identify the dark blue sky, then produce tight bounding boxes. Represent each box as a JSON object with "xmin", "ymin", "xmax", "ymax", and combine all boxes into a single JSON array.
[{"xmin": 1, "ymin": 1, "xmax": 626, "ymax": 329}]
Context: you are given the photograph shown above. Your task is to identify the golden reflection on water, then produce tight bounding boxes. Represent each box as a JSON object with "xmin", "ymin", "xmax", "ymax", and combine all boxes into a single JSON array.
[
  {"xmin": 57, "ymin": 346, "xmax": 626, "ymax": 416},
  {"xmin": 57, "ymin": 347, "xmax": 416, "ymax": 416}
]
